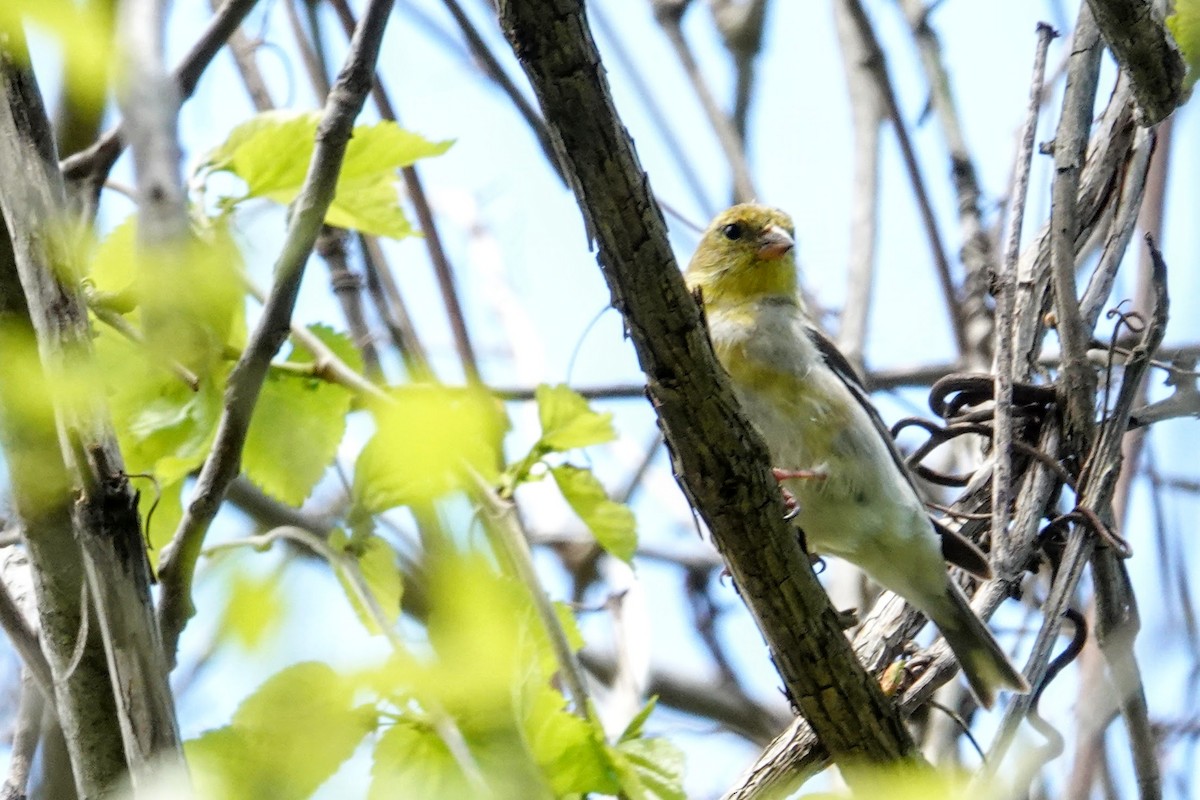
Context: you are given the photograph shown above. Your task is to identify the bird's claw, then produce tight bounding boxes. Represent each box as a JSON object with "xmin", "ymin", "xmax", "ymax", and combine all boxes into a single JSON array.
[{"xmin": 835, "ymin": 607, "xmax": 859, "ymax": 630}]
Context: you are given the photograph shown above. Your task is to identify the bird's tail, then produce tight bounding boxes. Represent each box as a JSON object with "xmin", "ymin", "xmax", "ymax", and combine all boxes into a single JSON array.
[{"xmin": 933, "ymin": 582, "xmax": 1030, "ymax": 709}]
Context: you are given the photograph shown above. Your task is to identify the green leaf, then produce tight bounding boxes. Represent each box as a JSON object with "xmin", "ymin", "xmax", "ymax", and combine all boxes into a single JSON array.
[
  {"xmin": 619, "ymin": 697, "xmax": 659, "ymax": 744},
  {"xmin": 187, "ymin": 662, "xmax": 374, "ymax": 800},
  {"xmin": 550, "ymin": 465, "xmax": 637, "ymax": 562},
  {"xmin": 1170, "ymin": 0, "xmax": 1200, "ymax": 93},
  {"xmin": 204, "ymin": 110, "xmax": 451, "ymax": 238},
  {"xmin": 329, "ymin": 530, "xmax": 403, "ymax": 635},
  {"xmin": 217, "ymin": 569, "xmax": 286, "ymax": 650},
  {"xmin": 611, "ymin": 737, "xmax": 687, "ymax": 800},
  {"xmin": 97, "ymin": 328, "xmax": 225, "ymax": 481},
  {"xmin": 1, "ymin": 2, "xmax": 114, "ymax": 111},
  {"xmin": 524, "ymin": 686, "xmax": 617, "ymax": 796},
  {"xmin": 141, "ymin": 478, "xmax": 184, "ymax": 573},
  {"xmin": 535, "ymin": 383, "xmax": 616, "ymax": 452},
  {"xmin": 242, "ymin": 325, "xmax": 359, "ymax": 505},
  {"xmin": 352, "ymin": 386, "xmax": 506, "ymax": 514},
  {"xmin": 369, "ymin": 721, "xmax": 472, "ymax": 800},
  {"xmin": 87, "ymin": 214, "xmax": 138, "ymax": 302}
]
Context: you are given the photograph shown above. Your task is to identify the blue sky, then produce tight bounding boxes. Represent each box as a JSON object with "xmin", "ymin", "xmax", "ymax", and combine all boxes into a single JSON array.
[{"xmin": 16, "ymin": 0, "xmax": 1200, "ymax": 796}]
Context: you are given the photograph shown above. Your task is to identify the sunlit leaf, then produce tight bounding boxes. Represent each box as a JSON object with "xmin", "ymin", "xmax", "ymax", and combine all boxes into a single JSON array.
[
  {"xmin": 611, "ymin": 737, "xmax": 687, "ymax": 800},
  {"xmin": 187, "ymin": 662, "xmax": 374, "ymax": 800},
  {"xmin": 524, "ymin": 686, "xmax": 616, "ymax": 796},
  {"xmin": 535, "ymin": 383, "xmax": 616, "ymax": 452},
  {"xmin": 97, "ymin": 328, "xmax": 224, "ymax": 483},
  {"xmin": 203, "ymin": 110, "xmax": 452, "ymax": 238},
  {"xmin": 550, "ymin": 465, "xmax": 637, "ymax": 562},
  {"xmin": 140, "ymin": 477, "xmax": 184, "ymax": 572},
  {"xmin": 804, "ymin": 764, "xmax": 985, "ymax": 800},
  {"xmin": 242, "ymin": 325, "xmax": 358, "ymax": 505},
  {"xmin": 352, "ymin": 386, "xmax": 505, "ymax": 513},
  {"xmin": 369, "ymin": 721, "xmax": 472, "ymax": 800}
]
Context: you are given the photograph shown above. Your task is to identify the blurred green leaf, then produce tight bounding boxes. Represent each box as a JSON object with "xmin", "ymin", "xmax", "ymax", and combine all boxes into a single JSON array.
[
  {"xmin": 329, "ymin": 529, "xmax": 403, "ymax": 635},
  {"xmin": 1, "ymin": 1, "xmax": 114, "ymax": 110},
  {"xmin": 523, "ymin": 686, "xmax": 616, "ymax": 796},
  {"xmin": 352, "ymin": 386, "xmax": 505, "ymax": 514},
  {"xmin": 1170, "ymin": 0, "xmax": 1200, "ymax": 93},
  {"xmin": 141, "ymin": 478, "xmax": 184, "ymax": 573},
  {"xmin": 243, "ymin": 325, "xmax": 358, "ymax": 505},
  {"xmin": 369, "ymin": 722, "xmax": 472, "ymax": 800},
  {"xmin": 619, "ymin": 697, "xmax": 659, "ymax": 744},
  {"xmin": 550, "ymin": 465, "xmax": 636, "ymax": 562},
  {"xmin": 803, "ymin": 764, "xmax": 983, "ymax": 800},
  {"xmin": 611, "ymin": 737, "xmax": 686, "ymax": 800},
  {"xmin": 535, "ymin": 383, "xmax": 616, "ymax": 452},
  {"xmin": 203, "ymin": 110, "xmax": 452, "ymax": 238},
  {"xmin": 187, "ymin": 662, "xmax": 374, "ymax": 800},
  {"xmin": 216, "ymin": 569, "xmax": 286, "ymax": 651}
]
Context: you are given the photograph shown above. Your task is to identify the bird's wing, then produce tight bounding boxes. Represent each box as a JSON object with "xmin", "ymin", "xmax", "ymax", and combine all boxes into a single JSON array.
[{"xmin": 805, "ymin": 324, "xmax": 992, "ymax": 579}]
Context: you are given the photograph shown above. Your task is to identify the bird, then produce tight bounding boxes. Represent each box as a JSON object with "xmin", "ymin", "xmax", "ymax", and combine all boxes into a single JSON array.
[{"xmin": 684, "ymin": 203, "xmax": 1030, "ymax": 708}]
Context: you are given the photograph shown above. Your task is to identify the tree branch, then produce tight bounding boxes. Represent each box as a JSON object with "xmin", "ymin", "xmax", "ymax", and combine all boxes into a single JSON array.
[
  {"xmin": 497, "ymin": 0, "xmax": 920, "ymax": 780},
  {"xmin": 0, "ymin": 32, "xmax": 185, "ymax": 792},
  {"xmin": 1085, "ymin": 0, "xmax": 1185, "ymax": 125},
  {"xmin": 156, "ymin": 0, "xmax": 397, "ymax": 663}
]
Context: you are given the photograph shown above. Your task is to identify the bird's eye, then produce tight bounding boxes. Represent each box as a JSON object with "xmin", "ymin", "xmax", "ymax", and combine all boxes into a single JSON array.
[{"xmin": 721, "ymin": 223, "xmax": 744, "ymax": 240}]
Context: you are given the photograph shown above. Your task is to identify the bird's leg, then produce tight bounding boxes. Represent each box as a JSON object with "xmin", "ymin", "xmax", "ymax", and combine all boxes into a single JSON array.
[
  {"xmin": 772, "ymin": 467, "xmax": 828, "ymax": 521},
  {"xmin": 772, "ymin": 467, "xmax": 829, "ymax": 482}
]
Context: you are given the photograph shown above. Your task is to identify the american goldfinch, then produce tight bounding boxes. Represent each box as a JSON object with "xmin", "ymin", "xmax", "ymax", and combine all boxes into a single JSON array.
[{"xmin": 685, "ymin": 203, "xmax": 1029, "ymax": 708}]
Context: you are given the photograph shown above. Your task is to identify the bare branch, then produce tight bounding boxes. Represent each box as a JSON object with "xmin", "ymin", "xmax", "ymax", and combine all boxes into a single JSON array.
[
  {"xmin": 652, "ymin": 0, "xmax": 758, "ymax": 203},
  {"xmin": 994, "ymin": 23, "xmax": 1056, "ymax": 569},
  {"xmin": 833, "ymin": 0, "xmax": 884, "ymax": 367},
  {"xmin": 839, "ymin": 0, "xmax": 966, "ymax": 357}
]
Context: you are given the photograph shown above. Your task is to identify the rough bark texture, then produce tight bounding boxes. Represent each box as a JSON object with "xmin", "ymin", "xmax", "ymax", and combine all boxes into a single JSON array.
[
  {"xmin": 0, "ymin": 38, "xmax": 184, "ymax": 794},
  {"xmin": 497, "ymin": 0, "xmax": 920, "ymax": 771},
  {"xmin": 0, "ymin": 205, "xmax": 127, "ymax": 799},
  {"xmin": 1085, "ymin": 0, "xmax": 1185, "ymax": 125}
]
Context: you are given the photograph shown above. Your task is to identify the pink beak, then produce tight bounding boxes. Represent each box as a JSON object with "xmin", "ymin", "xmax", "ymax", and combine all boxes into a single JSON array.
[{"xmin": 757, "ymin": 225, "xmax": 794, "ymax": 259}]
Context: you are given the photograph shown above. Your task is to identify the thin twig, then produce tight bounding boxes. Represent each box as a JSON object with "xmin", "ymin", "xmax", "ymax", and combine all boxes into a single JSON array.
[
  {"xmin": 839, "ymin": 0, "xmax": 966, "ymax": 356},
  {"xmin": 994, "ymin": 23, "xmax": 1056, "ymax": 571},
  {"xmin": 157, "ymin": 0, "xmax": 398, "ymax": 663},
  {"xmin": 329, "ymin": 0, "xmax": 482, "ymax": 382},
  {"xmin": 1048, "ymin": 4, "xmax": 1103, "ymax": 448},
  {"xmin": 897, "ymin": 0, "xmax": 1004, "ymax": 365},
  {"xmin": 471, "ymin": 470, "xmax": 596, "ymax": 723},
  {"xmin": 591, "ymin": 4, "xmax": 715, "ymax": 217},
  {"xmin": 1, "ymin": 671, "xmax": 44, "ymax": 800},
  {"xmin": 833, "ymin": 0, "xmax": 884, "ymax": 368},
  {"xmin": 652, "ymin": 1, "xmax": 758, "ymax": 203}
]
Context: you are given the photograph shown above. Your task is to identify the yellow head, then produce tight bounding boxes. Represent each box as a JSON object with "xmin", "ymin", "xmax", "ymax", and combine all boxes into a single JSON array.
[{"xmin": 684, "ymin": 204, "xmax": 798, "ymax": 305}]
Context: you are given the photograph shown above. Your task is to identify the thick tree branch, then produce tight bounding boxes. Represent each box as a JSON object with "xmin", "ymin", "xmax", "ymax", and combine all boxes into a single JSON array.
[
  {"xmin": 1085, "ymin": 0, "xmax": 1185, "ymax": 125},
  {"xmin": 497, "ymin": 0, "xmax": 920, "ymax": 778},
  {"xmin": 0, "ymin": 34, "xmax": 185, "ymax": 792}
]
